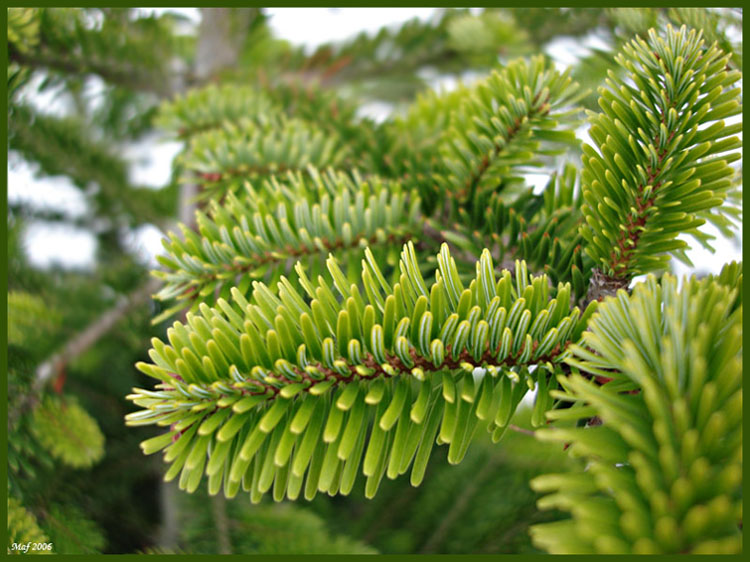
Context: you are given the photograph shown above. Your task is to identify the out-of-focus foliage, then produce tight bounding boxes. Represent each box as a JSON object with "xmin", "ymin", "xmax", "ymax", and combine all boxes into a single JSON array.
[
  {"xmin": 7, "ymin": 497, "xmax": 52, "ymax": 554},
  {"xmin": 9, "ymin": 105, "xmax": 176, "ymax": 228},
  {"xmin": 304, "ymin": 408, "xmax": 572, "ymax": 554},
  {"xmin": 8, "ymin": 8, "xmax": 192, "ymax": 96},
  {"xmin": 176, "ymin": 492, "xmax": 377, "ymax": 554},
  {"xmin": 8, "ymin": 291, "xmax": 61, "ymax": 347},
  {"xmin": 7, "ymin": 8, "xmax": 40, "ymax": 54},
  {"xmin": 152, "ymin": 168, "xmax": 421, "ymax": 316},
  {"xmin": 41, "ymin": 503, "xmax": 107, "ymax": 554},
  {"xmin": 31, "ymin": 395, "xmax": 106, "ymax": 469}
]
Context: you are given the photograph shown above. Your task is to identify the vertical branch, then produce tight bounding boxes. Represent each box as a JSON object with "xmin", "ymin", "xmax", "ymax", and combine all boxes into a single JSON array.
[
  {"xmin": 211, "ymin": 494, "xmax": 233, "ymax": 554},
  {"xmin": 156, "ymin": 479, "xmax": 180, "ymax": 551},
  {"xmin": 193, "ymin": 8, "xmax": 256, "ymax": 84},
  {"xmin": 155, "ymin": 7, "xmax": 256, "ymax": 552},
  {"xmin": 177, "ymin": 8, "xmax": 256, "ymax": 230}
]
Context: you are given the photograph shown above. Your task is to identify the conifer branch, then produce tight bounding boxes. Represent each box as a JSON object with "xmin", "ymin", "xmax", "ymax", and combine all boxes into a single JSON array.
[
  {"xmin": 127, "ymin": 243, "xmax": 597, "ymax": 501},
  {"xmin": 531, "ymin": 269, "xmax": 742, "ymax": 553},
  {"xmin": 438, "ymin": 55, "xmax": 584, "ymax": 217},
  {"xmin": 153, "ymin": 167, "xmax": 422, "ymax": 317},
  {"xmin": 112, "ymin": 17, "xmax": 744, "ymax": 555},
  {"xmin": 8, "ymin": 47, "xmax": 172, "ymax": 97},
  {"xmin": 34, "ymin": 278, "xmax": 161, "ymax": 392},
  {"xmin": 180, "ymin": 118, "xmax": 350, "ymax": 200},
  {"xmin": 580, "ymin": 25, "xmax": 742, "ymax": 280}
]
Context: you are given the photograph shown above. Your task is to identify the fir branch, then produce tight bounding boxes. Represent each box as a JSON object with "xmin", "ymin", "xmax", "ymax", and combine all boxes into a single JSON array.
[
  {"xmin": 580, "ymin": 25, "xmax": 742, "ymax": 281},
  {"xmin": 531, "ymin": 270, "xmax": 742, "ymax": 553},
  {"xmin": 156, "ymin": 84, "xmax": 278, "ymax": 139},
  {"xmin": 153, "ymin": 168, "xmax": 422, "ymax": 316},
  {"xmin": 179, "ymin": 118, "xmax": 349, "ymax": 200},
  {"xmin": 127, "ymin": 243, "xmax": 597, "ymax": 501},
  {"xmin": 435, "ymin": 163, "xmax": 589, "ymax": 297},
  {"xmin": 438, "ymin": 55, "xmax": 584, "ymax": 218},
  {"xmin": 9, "ymin": 46, "xmax": 172, "ymax": 97},
  {"xmin": 112, "ymin": 16, "xmax": 745, "ymax": 553}
]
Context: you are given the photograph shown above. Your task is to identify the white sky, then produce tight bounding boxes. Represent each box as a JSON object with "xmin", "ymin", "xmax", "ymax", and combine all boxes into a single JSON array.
[{"xmin": 7, "ymin": 8, "xmax": 742, "ymax": 276}]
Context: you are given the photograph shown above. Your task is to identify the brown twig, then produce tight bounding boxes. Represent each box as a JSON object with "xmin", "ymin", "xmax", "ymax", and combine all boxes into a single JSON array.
[
  {"xmin": 34, "ymin": 278, "xmax": 161, "ymax": 392},
  {"xmin": 507, "ymin": 424, "xmax": 535, "ymax": 437}
]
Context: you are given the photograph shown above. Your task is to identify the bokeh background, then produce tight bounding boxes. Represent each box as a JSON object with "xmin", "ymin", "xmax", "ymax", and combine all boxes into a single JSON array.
[{"xmin": 7, "ymin": 7, "xmax": 741, "ymax": 554}]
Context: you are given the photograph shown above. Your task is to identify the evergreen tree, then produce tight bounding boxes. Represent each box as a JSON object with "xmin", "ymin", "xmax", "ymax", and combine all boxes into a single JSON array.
[{"xmin": 8, "ymin": 8, "xmax": 742, "ymax": 554}]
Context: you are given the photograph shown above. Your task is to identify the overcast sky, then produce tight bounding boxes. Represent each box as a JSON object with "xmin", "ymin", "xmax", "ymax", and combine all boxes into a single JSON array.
[{"xmin": 8, "ymin": 8, "xmax": 742, "ymax": 277}]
